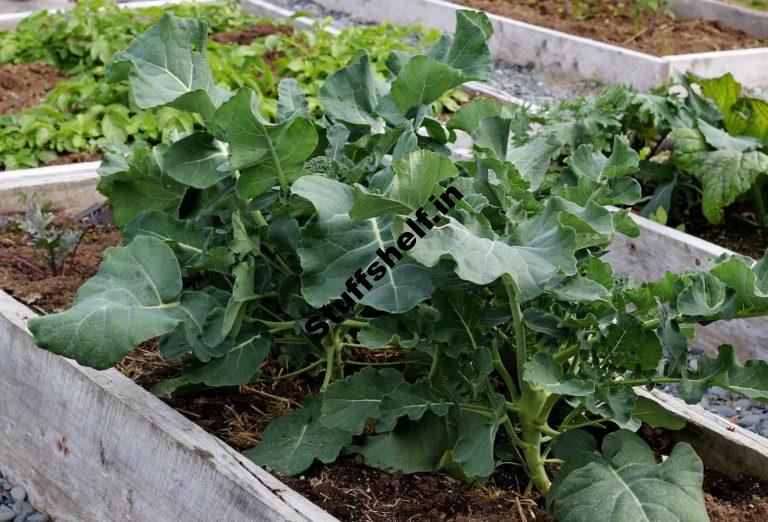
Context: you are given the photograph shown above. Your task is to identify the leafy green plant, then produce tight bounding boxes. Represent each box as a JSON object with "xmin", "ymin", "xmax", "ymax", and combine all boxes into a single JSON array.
[
  {"xmin": 27, "ymin": 12, "xmax": 768, "ymax": 520},
  {"xmin": 0, "ymin": 0, "xmax": 463, "ymax": 169},
  {"xmin": 517, "ymin": 72, "xmax": 768, "ymax": 231},
  {"xmin": 1, "ymin": 193, "xmax": 85, "ymax": 277}
]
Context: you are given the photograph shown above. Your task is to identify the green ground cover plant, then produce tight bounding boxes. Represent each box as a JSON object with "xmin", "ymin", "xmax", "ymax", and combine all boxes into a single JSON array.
[
  {"xmin": 513, "ymin": 73, "xmax": 768, "ymax": 230},
  {"xmin": 27, "ymin": 10, "xmax": 768, "ymax": 520},
  {"xmin": 0, "ymin": 0, "xmax": 463, "ymax": 169}
]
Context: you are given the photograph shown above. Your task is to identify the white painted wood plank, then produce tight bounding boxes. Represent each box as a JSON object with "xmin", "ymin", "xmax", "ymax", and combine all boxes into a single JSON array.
[
  {"xmin": 636, "ymin": 388, "xmax": 768, "ymax": 481},
  {"xmin": 0, "ymin": 292, "xmax": 336, "ymax": 522},
  {"xmin": 668, "ymin": 48, "xmax": 768, "ymax": 87},
  {"xmin": 313, "ymin": 0, "xmax": 670, "ymax": 90},
  {"xmin": 669, "ymin": 0, "xmax": 768, "ymax": 38},
  {"xmin": 0, "ymin": 164, "xmax": 102, "ymax": 214}
]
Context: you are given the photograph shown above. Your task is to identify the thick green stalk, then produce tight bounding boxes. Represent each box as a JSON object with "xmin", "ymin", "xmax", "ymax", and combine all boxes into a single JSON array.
[
  {"xmin": 320, "ymin": 329, "xmax": 343, "ymax": 391},
  {"xmin": 520, "ymin": 423, "xmax": 551, "ymax": 494},
  {"xmin": 753, "ymin": 179, "xmax": 767, "ymax": 227},
  {"xmin": 428, "ymin": 345, "xmax": 443, "ymax": 380},
  {"xmin": 502, "ymin": 275, "xmax": 528, "ymax": 392}
]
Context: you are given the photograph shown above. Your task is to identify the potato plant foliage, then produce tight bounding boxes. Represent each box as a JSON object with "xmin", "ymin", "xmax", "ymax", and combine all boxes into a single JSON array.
[{"xmin": 29, "ymin": 12, "xmax": 768, "ymax": 520}]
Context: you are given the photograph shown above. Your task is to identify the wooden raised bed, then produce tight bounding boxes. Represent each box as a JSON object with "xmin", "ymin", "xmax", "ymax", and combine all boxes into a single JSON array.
[
  {"xmin": 309, "ymin": 0, "xmax": 768, "ymax": 90},
  {"xmin": 2, "ymin": 2, "xmax": 768, "ymax": 517},
  {"xmin": 669, "ymin": 0, "xmax": 768, "ymax": 38},
  {"xmin": 2, "ymin": 157, "xmax": 768, "ymax": 522},
  {"xmin": 0, "ymin": 290, "xmax": 336, "ymax": 521}
]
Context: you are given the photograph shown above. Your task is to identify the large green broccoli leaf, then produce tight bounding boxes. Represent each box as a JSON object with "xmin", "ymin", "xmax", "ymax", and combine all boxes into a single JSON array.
[
  {"xmin": 403, "ymin": 201, "xmax": 577, "ymax": 302},
  {"xmin": 292, "ymin": 175, "xmax": 435, "ymax": 313},
  {"xmin": 350, "ymin": 149, "xmax": 458, "ymax": 220},
  {"xmin": 97, "ymin": 145, "xmax": 186, "ymax": 228},
  {"xmin": 106, "ymin": 13, "xmax": 230, "ymax": 121},
  {"xmin": 547, "ymin": 430, "xmax": 708, "ymax": 522},
  {"xmin": 390, "ymin": 10, "xmax": 493, "ymax": 112},
  {"xmin": 213, "ymin": 88, "xmax": 318, "ymax": 199},
  {"xmin": 28, "ymin": 237, "xmax": 219, "ymax": 369},
  {"xmin": 245, "ymin": 396, "xmax": 353, "ymax": 475}
]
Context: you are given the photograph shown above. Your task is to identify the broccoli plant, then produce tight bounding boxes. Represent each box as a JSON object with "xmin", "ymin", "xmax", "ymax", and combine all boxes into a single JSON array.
[
  {"xmin": 522, "ymin": 72, "xmax": 768, "ymax": 229},
  {"xmin": 28, "ymin": 12, "xmax": 768, "ymax": 520}
]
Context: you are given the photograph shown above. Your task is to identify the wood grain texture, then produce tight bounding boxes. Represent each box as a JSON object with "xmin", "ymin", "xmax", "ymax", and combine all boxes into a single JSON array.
[
  {"xmin": 636, "ymin": 388, "xmax": 768, "ymax": 481},
  {"xmin": 0, "ymin": 292, "xmax": 336, "ymax": 522}
]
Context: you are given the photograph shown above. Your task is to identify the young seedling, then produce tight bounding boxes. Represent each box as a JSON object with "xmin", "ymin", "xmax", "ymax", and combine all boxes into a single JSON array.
[{"xmin": 13, "ymin": 193, "xmax": 85, "ymax": 277}]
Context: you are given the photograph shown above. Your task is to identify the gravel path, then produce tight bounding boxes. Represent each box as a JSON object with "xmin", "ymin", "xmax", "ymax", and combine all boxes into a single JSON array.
[
  {"xmin": 0, "ymin": 473, "xmax": 48, "ymax": 522},
  {"xmin": 267, "ymin": 0, "xmax": 600, "ymax": 105},
  {"xmin": 659, "ymin": 383, "xmax": 768, "ymax": 437},
  {"xmin": 658, "ymin": 349, "xmax": 768, "ymax": 438}
]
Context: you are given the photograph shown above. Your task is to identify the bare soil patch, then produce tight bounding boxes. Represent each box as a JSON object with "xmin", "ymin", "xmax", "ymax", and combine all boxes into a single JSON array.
[
  {"xmin": 675, "ymin": 206, "xmax": 768, "ymax": 259},
  {"xmin": 43, "ymin": 151, "xmax": 103, "ymax": 167},
  {"xmin": 0, "ymin": 62, "xmax": 65, "ymax": 115},
  {"xmin": 210, "ymin": 22, "xmax": 293, "ymax": 46},
  {"xmin": 0, "ymin": 217, "xmax": 119, "ymax": 314},
  {"xmin": 452, "ymin": 0, "xmax": 766, "ymax": 55}
]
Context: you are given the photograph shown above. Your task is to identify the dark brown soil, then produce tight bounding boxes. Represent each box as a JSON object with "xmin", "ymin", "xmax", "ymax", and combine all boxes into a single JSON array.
[
  {"xmin": 0, "ymin": 62, "xmax": 65, "ymax": 115},
  {"xmin": 281, "ymin": 458, "xmax": 547, "ymax": 521},
  {"xmin": 452, "ymin": 0, "xmax": 766, "ymax": 56},
  {"xmin": 4, "ymin": 210, "xmax": 768, "ymax": 521},
  {"xmin": 43, "ymin": 151, "xmax": 103, "ymax": 167},
  {"xmin": 674, "ymin": 205, "xmax": 768, "ymax": 259},
  {"xmin": 642, "ymin": 426, "xmax": 768, "ymax": 521},
  {"xmin": 0, "ymin": 221, "xmax": 119, "ymax": 313},
  {"xmin": 210, "ymin": 22, "xmax": 293, "ymax": 46}
]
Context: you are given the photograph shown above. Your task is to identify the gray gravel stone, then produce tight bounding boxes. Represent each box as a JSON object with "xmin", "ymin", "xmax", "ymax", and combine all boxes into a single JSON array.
[
  {"xmin": 0, "ymin": 474, "xmax": 46, "ymax": 522},
  {"xmin": 733, "ymin": 398, "xmax": 752, "ymax": 411},
  {"xmin": 710, "ymin": 405, "xmax": 738, "ymax": 417},
  {"xmin": 659, "ymin": 348, "xmax": 768, "ymax": 437},
  {"xmin": 710, "ymin": 386, "xmax": 732, "ymax": 400},
  {"xmin": 740, "ymin": 414, "xmax": 764, "ymax": 427},
  {"xmin": 9, "ymin": 487, "xmax": 25, "ymax": 503},
  {"xmin": 13, "ymin": 501, "xmax": 34, "ymax": 518}
]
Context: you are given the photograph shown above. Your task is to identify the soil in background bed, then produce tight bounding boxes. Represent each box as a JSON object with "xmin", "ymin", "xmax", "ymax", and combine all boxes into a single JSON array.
[
  {"xmin": 0, "ymin": 219, "xmax": 119, "ymax": 313},
  {"xmin": 210, "ymin": 22, "xmax": 293, "ymax": 46},
  {"xmin": 0, "ymin": 62, "xmax": 65, "ymax": 115},
  {"xmin": 4, "ymin": 210, "xmax": 768, "ymax": 520},
  {"xmin": 673, "ymin": 206, "xmax": 768, "ymax": 259},
  {"xmin": 42, "ymin": 151, "xmax": 103, "ymax": 167},
  {"xmin": 452, "ymin": 0, "xmax": 766, "ymax": 56}
]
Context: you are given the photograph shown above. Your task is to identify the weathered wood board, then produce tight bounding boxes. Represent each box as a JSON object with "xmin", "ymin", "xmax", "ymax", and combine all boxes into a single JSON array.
[
  {"xmin": 0, "ymin": 292, "xmax": 336, "ymax": 522},
  {"xmin": 636, "ymin": 388, "xmax": 768, "ymax": 481},
  {"xmin": 0, "ymin": 162, "xmax": 101, "ymax": 215}
]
